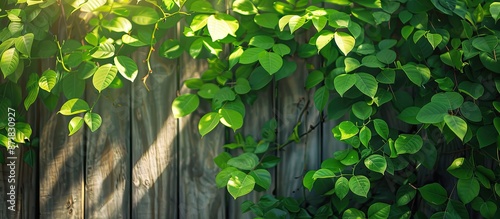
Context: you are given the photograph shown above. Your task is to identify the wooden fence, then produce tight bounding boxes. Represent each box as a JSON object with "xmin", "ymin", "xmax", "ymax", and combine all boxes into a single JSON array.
[{"xmin": 0, "ymin": 25, "xmax": 352, "ymax": 219}]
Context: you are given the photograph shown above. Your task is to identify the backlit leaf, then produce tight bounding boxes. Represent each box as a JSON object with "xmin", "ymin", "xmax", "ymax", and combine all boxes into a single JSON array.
[
  {"xmin": 59, "ymin": 98, "xmax": 90, "ymax": 115},
  {"xmin": 198, "ymin": 112, "xmax": 220, "ymax": 137},
  {"xmin": 84, "ymin": 112, "xmax": 102, "ymax": 132},
  {"xmin": 227, "ymin": 171, "xmax": 255, "ymax": 199},
  {"xmin": 172, "ymin": 94, "xmax": 199, "ymax": 118},
  {"xmin": 92, "ymin": 64, "xmax": 118, "ymax": 92},
  {"xmin": 1, "ymin": 48, "xmax": 19, "ymax": 77},
  {"xmin": 68, "ymin": 116, "xmax": 84, "ymax": 136},
  {"xmin": 114, "ymin": 56, "xmax": 138, "ymax": 82},
  {"xmin": 444, "ymin": 115, "xmax": 467, "ymax": 141},
  {"xmin": 334, "ymin": 32, "xmax": 355, "ymax": 55}
]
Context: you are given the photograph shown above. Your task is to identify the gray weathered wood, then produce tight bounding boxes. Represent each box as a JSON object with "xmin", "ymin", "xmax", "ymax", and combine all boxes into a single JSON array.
[
  {"xmin": 84, "ymin": 83, "xmax": 131, "ymax": 218},
  {"xmin": 177, "ymin": 56, "xmax": 226, "ymax": 219},
  {"xmin": 277, "ymin": 57, "xmax": 322, "ymax": 199},
  {"xmin": 39, "ymin": 106, "xmax": 84, "ymax": 218},
  {"xmin": 131, "ymin": 49, "xmax": 178, "ymax": 219}
]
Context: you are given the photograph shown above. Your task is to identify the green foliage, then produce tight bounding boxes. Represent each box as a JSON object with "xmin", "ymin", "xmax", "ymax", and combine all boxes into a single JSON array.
[{"xmin": 1, "ymin": 0, "xmax": 500, "ymax": 218}]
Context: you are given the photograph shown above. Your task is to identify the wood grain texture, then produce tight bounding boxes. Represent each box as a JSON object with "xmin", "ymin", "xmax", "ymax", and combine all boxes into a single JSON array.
[
  {"xmin": 178, "ymin": 56, "xmax": 226, "ymax": 219},
  {"xmin": 85, "ymin": 83, "xmax": 131, "ymax": 218},
  {"xmin": 131, "ymin": 50, "xmax": 178, "ymax": 219},
  {"xmin": 277, "ymin": 56, "xmax": 322, "ymax": 199},
  {"xmin": 39, "ymin": 105, "xmax": 84, "ymax": 219}
]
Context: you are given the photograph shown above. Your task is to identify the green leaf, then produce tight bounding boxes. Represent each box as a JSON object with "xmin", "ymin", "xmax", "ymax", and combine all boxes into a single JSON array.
[
  {"xmin": 172, "ymin": 94, "xmax": 199, "ymax": 118},
  {"xmin": 376, "ymin": 49, "xmax": 396, "ymax": 64},
  {"xmin": 91, "ymin": 42, "xmax": 115, "ymax": 59},
  {"xmin": 239, "ymin": 48, "xmax": 265, "ymax": 64},
  {"xmin": 343, "ymin": 208, "xmax": 366, "ymax": 219},
  {"xmin": 416, "ymin": 102, "xmax": 448, "ymax": 123},
  {"xmin": 213, "ymin": 87, "xmax": 236, "ymax": 107},
  {"xmin": 92, "ymin": 64, "xmax": 118, "ymax": 92},
  {"xmin": 477, "ymin": 125, "xmax": 498, "ymax": 148},
  {"xmin": 59, "ymin": 98, "xmax": 90, "ymax": 115},
  {"xmin": 14, "ymin": 122, "xmax": 32, "ymax": 143},
  {"xmin": 373, "ymin": 119, "xmax": 389, "ymax": 140},
  {"xmin": 313, "ymin": 86, "xmax": 329, "ymax": 111},
  {"xmin": 188, "ymin": 0, "xmax": 215, "ymax": 13},
  {"xmin": 216, "ymin": 167, "xmax": 238, "ymax": 188},
  {"xmin": 431, "ymin": 92, "xmax": 464, "ymax": 110},
  {"xmin": 315, "ymin": 30, "xmax": 335, "ymax": 52},
  {"xmin": 457, "ymin": 178, "xmax": 479, "ymax": 204},
  {"xmin": 401, "ymin": 25, "xmax": 414, "ymax": 40},
  {"xmin": 491, "ymin": 2, "xmax": 500, "ymax": 22},
  {"xmin": 395, "ymin": 134, "xmax": 423, "ymax": 155},
  {"xmin": 197, "ymin": 83, "xmax": 220, "ymax": 99},
  {"xmin": 250, "ymin": 169, "xmax": 271, "ymax": 190},
  {"xmin": 396, "ymin": 184, "xmax": 416, "ymax": 206},
  {"xmin": 219, "ymin": 108, "xmax": 243, "ymax": 131},
  {"xmin": 227, "ymin": 153, "xmax": 259, "ymax": 170},
  {"xmin": 254, "ymin": 13, "xmax": 279, "ymax": 29},
  {"xmin": 305, "ymin": 70, "xmax": 324, "ymax": 89},
  {"xmin": 352, "ymin": 101, "xmax": 372, "ymax": 120},
  {"xmin": 333, "ymin": 121, "xmax": 359, "ymax": 140},
  {"xmin": 418, "ymin": 183, "xmax": 448, "ymax": 205},
  {"xmin": 102, "ymin": 17, "xmax": 132, "ymax": 33},
  {"xmin": 426, "ymin": 33, "xmax": 443, "ymax": 49},
  {"xmin": 249, "ymin": 35, "xmax": 274, "ymax": 49},
  {"xmin": 288, "ymin": 15, "xmax": 306, "ymax": 33},
  {"xmin": 368, "ymin": 202, "xmax": 391, "ymax": 219},
  {"xmin": 63, "ymin": 72, "xmax": 85, "ymax": 99},
  {"xmin": 38, "ymin": 69, "xmax": 57, "ymax": 92},
  {"xmin": 458, "ymin": 81, "xmax": 484, "ymax": 100},
  {"xmin": 227, "ymin": 171, "xmax": 255, "ymax": 199},
  {"xmin": 24, "ymin": 73, "xmax": 39, "ymax": 110},
  {"xmin": 334, "ymin": 74, "xmax": 356, "ymax": 96},
  {"xmin": 376, "ymin": 69, "xmax": 395, "ymax": 84},
  {"xmin": 303, "ymin": 171, "xmax": 315, "ymax": 191},
  {"xmin": 312, "ymin": 168, "xmax": 336, "ymax": 180},
  {"xmin": 84, "ymin": 112, "xmax": 102, "ymax": 132},
  {"xmin": 480, "ymin": 201, "xmax": 497, "ymax": 219},
  {"xmin": 444, "ymin": 115, "xmax": 467, "ymax": 141},
  {"xmin": 235, "ymin": 78, "xmax": 251, "ymax": 94},
  {"xmin": 336, "ymin": 177, "xmax": 349, "ymax": 199},
  {"xmin": 1, "ymin": 48, "xmax": 19, "ymax": 77},
  {"xmin": 258, "ymin": 51, "xmax": 283, "ymax": 75},
  {"xmin": 207, "ymin": 14, "xmax": 239, "ymax": 41},
  {"xmin": 159, "ymin": 39, "xmax": 184, "ymax": 59},
  {"xmin": 447, "ymin": 157, "xmax": 473, "ymax": 179},
  {"xmin": 232, "ymin": 0, "xmax": 258, "ymax": 15},
  {"xmin": 398, "ymin": 107, "xmax": 421, "ymax": 125},
  {"xmin": 354, "ymin": 73, "xmax": 378, "ymax": 98},
  {"xmin": 349, "ymin": 175, "xmax": 370, "ymax": 197},
  {"xmin": 15, "ymin": 33, "xmax": 34, "ymax": 56},
  {"xmin": 344, "ymin": 57, "xmax": 361, "ymax": 73},
  {"xmin": 131, "ymin": 6, "xmax": 159, "ymax": 25},
  {"xmin": 401, "ymin": 63, "xmax": 430, "ymax": 86},
  {"xmin": 359, "ymin": 126, "xmax": 372, "ymax": 147},
  {"xmin": 334, "ymin": 32, "xmax": 355, "ymax": 56},
  {"xmin": 272, "ymin": 44, "xmax": 291, "ymax": 56},
  {"xmin": 68, "ymin": 116, "xmax": 84, "ymax": 136},
  {"xmin": 340, "ymin": 150, "xmax": 360, "ymax": 165},
  {"xmin": 364, "ymin": 154, "xmax": 387, "ymax": 175},
  {"xmin": 198, "ymin": 112, "xmax": 220, "ymax": 137},
  {"xmin": 249, "ymin": 67, "xmax": 273, "ymax": 90},
  {"xmin": 114, "ymin": 56, "xmax": 138, "ymax": 82}
]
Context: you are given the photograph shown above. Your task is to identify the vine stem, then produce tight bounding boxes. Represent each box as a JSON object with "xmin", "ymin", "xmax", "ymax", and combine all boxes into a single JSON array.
[{"xmin": 142, "ymin": 2, "xmax": 190, "ymax": 90}]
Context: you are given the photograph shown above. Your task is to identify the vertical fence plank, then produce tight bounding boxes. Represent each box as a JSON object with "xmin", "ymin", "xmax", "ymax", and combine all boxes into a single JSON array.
[
  {"xmin": 277, "ymin": 57, "xmax": 322, "ymax": 199},
  {"xmin": 84, "ymin": 84, "xmax": 131, "ymax": 218},
  {"xmin": 131, "ymin": 50, "xmax": 178, "ymax": 219},
  {"xmin": 39, "ymin": 106, "xmax": 84, "ymax": 218},
  {"xmin": 178, "ymin": 56, "xmax": 226, "ymax": 219}
]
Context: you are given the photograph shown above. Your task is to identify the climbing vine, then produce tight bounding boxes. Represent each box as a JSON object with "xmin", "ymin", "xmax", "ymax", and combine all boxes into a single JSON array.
[{"xmin": 1, "ymin": 0, "xmax": 500, "ymax": 218}]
